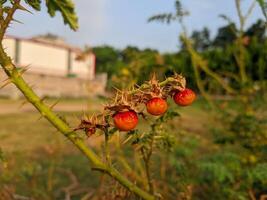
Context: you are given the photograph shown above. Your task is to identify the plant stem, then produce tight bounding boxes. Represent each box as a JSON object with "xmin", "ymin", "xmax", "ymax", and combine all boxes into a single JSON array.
[
  {"xmin": 0, "ymin": 40, "xmax": 155, "ymax": 200},
  {"xmin": 104, "ymin": 129, "xmax": 111, "ymax": 165},
  {"xmin": 141, "ymin": 139, "xmax": 154, "ymax": 194},
  {"xmin": 0, "ymin": 0, "xmax": 20, "ymax": 40}
]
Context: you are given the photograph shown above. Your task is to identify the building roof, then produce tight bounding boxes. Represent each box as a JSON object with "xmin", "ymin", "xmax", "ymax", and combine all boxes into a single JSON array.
[{"xmin": 5, "ymin": 34, "xmax": 82, "ymax": 53}]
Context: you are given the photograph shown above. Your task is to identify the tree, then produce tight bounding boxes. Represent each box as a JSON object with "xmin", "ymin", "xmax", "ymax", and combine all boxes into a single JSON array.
[
  {"xmin": 245, "ymin": 19, "xmax": 266, "ymax": 41},
  {"xmin": 191, "ymin": 27, "xmax": 211, "ymax": 51},
  {"xmin": 213, "ymin": 23, "xmax": 237, "ymax": 48},
  {"xmin": 92, "ymin": 45, "xmax": 122, "ymax": 76}
]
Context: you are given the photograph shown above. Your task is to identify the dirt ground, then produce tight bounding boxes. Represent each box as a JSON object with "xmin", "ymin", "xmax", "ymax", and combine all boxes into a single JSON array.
[{"xmin": 0, "ymin": 98, "xmax": 102, "ymax": 115}]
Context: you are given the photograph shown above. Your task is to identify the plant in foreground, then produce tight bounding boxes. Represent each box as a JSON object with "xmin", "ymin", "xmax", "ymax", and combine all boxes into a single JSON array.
[
  {"xmin": 74, "ymin": 73, "xmax": 196, "ymax": 198},
  {"xmin": 0, "ymin": 1, "xmax": 197, "ymax": 199},
  {"xmin": 76, "ymin": 73, "xmax": 195, "ymax": 134}
]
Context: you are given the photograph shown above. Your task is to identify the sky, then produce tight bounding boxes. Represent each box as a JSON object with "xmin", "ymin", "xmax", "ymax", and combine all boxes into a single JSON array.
[{"xmin": 7, "ymin": 0, "xmax": 265, "ymax": 53}]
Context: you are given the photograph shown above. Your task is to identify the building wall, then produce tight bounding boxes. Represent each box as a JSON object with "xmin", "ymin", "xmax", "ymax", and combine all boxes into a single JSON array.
[
  {"xmin": 20, "ymin": 40, "xmax": 68, "ymax": 76},
  {"xmin": 0, "ymin": 69, "xmax": 106, "ymax": 98},
  {"xmin": 2, "ymin": 36, "xmax": 95, "ymax": 80},
  {"xmin": 0, "ymin": 36, "xmax": 106, "ymax": 98},
  {"xmin": 70, "ymin": 51, "xmax": 95, "ymax": 79}
]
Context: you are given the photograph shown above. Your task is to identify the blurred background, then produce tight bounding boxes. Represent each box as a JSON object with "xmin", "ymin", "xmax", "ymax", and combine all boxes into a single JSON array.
[{"xmin": 0, "ymin": 0, "xmax": 267, "ymax": 199}]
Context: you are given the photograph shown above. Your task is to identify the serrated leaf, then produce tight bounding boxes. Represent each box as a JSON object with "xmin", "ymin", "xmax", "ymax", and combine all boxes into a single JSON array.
[
  {"xmin": 24, "ymin": 0, "xmax": 41, "ymax": 11},
  {"xmin": 45, "ymin": 0, "xmax": 78, "ymax": 30},
  {"xmin": 148, "ymin": 13, "xmax": 175, "ymax": 24},
  {"xmin": 0, "ymin": 0, "xmax": 7, "ymax": 6}
]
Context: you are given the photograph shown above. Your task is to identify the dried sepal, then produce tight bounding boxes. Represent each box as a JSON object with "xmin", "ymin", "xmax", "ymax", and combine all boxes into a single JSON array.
[
  {"xmin": 104, "ymin": 90, "xmax": 140, "ymax": 114},
  {"xmin": 76, "ymin": 73, "xmax": 188, "ymax": 135},
  {"xmin": 163, "ymin": 73, "xmax": 186, "ymax": 96},
  {"xmin": 132, "ymin": 74, "xmax": 166, "ymax": 104},
  {"xmin": 74, "ymin": 113, "xmax": 109, "ymax": 137}
]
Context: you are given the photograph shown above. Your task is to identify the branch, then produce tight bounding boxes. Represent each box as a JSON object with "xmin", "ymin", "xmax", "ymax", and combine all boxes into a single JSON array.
[
  {"xmin": 0, "ymin": 37, "xmax": 155, "ymax": 200},
  {"xmin": 141, "ymin": 146, "xmax": 154, "ymax": 194},
  {"xmin": 244, "ymin": 1, "xmax": 256, "ymax": 22},
  {"xmin": 0, "ymin": 0, "xmax": 21, "ymax": 40},
  {"xmin": 182, "ymin": 35, "xmax": 236, "ymax": 95},
  {"xmin": 235, "ymin": 0, "xmax": 245, "ymax": 32}
]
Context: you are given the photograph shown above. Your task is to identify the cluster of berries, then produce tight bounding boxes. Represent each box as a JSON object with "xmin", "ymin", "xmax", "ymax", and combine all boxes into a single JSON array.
[
  {"xmin": 75, "ymin": 74, "xmax": 196, "ymax": 135},
  {"xmin": 113, "ymin": 88, "xmax": 196, "ymax": 131}
]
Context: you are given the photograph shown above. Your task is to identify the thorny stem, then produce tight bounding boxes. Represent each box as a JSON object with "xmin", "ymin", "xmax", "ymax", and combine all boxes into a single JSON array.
[
  {"xmin": 115, "ymin": 133, "xmax": 145, "ymax": 186},
  {"xmin": 178, "ymin": 18, "xmax": 234, "ymax": 110},
  {"xmin": 104, "ymin": 129, "xmax": 111, "ymax": 165},
  {"xmin": 235, "ymin": 0, "xmax": 245, "ymax": 32},
  {"xmin": 141, "ymin": 130, "xmax": 155, "ymax": 194},
  {"xmin": 0, "ymin": 50, "xmax": 155, "ymax": 200},
  {"xmin": 181, "ymin": 35, "xmax": 236, "ymax": 95},
  {"xmin": 234, "ymin": 0, "xmax": 256, "ymax": 85},
  {"xmin": 0, "ymin": 3, "xmax": 155, "ymax": 200},
  {"xmin": 129, "ymin": 76, "xmax": 178, "ymax": 95},
  {"xmin": 234, "ymin": 0, "xmax": 257, "ymax": 113},
  {"xmin": 0, "ymin": 0, "xmax": 20, "ymax": 41}
]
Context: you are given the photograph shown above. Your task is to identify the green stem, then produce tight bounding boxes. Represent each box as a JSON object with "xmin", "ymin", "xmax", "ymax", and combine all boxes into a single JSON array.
[
  {"xmin": 104, "ymin": 129, "xmax": 111, "ymax": 165},
  {"xmin": 0, "ymin": 0, "xmax": 20, "ymax": 40},
  {"xmin": 141, "ymin": 147, "xmax": 154, "ymax": 194},
  {"xmin": 0, "ymin": 43, "xmax": 155, "ymax": 200},
  {"xmin": 129, "ymin": 76, "xmax": 177, "ymax": 94}
]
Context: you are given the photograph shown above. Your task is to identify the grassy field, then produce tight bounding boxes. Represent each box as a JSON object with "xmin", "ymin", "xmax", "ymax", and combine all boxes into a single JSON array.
[{"xmin": 0, "ymin": 97, "xmax": 212, "ymax": 199}]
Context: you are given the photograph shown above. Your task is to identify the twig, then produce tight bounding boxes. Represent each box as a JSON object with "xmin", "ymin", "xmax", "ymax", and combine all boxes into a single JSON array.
[
  {"xmin": 244, "ymin": 1, "xmax": 256, "ymax": 22},
  {"xmin": 260, "ymin": 194, "xmax": 267, "ymax": 200},
  {"xmin": 235, "ymin": 0, "xmax": 244, "ymax": 32},
  {"xmin": 141, "ymin": 142, "xmax": 154, "ymax": 194},
  {"xmin": 248, "ymin": 189, "xmax": 256, "ymax": 200},
  {"xmin": 0, "ymin": 43, "xmax": 155, "ymax": 200},
  {"xmin": 104, "ymin": 128, "xmax": 111, "ymax": 165},
  {"xmin": 0, "ymin": 0, "xmax": 21, "ymax": 40}
]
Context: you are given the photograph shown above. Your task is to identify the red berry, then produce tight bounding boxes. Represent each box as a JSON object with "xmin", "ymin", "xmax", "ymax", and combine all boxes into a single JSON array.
[
  {"xmin": 146, "ymin": 97, "xmax": 168, "ymax": 116},
  {"xmin": 173, "ymin": 88, "xmax": 196, "ymax": 106},
  {"xmin": 113, "ymin": 111, "xmax": 138, "ymax": 131}
]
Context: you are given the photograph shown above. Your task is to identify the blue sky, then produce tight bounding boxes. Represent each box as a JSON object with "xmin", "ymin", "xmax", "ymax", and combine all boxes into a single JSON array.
[{"xmin": 8, "ymin": 0, "xmax": 264, "ymax": 52}]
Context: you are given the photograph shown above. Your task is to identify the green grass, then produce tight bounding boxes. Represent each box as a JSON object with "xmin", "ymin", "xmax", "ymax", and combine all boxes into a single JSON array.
[{"xmin": 0, "ymin": 97, "xmax": 219, "ymax": 199}]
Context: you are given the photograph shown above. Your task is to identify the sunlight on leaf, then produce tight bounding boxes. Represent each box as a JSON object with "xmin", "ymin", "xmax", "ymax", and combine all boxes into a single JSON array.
[{"xmin": 45, "ymin": 0, "xmax": 78, "ymax": 30}]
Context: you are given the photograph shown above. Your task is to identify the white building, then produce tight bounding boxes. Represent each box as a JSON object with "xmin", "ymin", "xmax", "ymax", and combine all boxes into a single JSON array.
[
  {"xmin": 0, "ymin": 35, "xmax": 107, "ymax": 98},
  {"xmin": 3, "ymin": 34, "xmax": 96, "ymax": 80}
]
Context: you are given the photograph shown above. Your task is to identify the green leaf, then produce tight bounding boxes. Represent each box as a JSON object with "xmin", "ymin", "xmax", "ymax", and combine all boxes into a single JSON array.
[
  {"xmin": 0, "ymin": 0, "xmax": 7, "ymax": 6},
  {"xmin": 148, "ymin": 13, "xmax": 175, "ymax": 24},
  {"xmin": 156, "ymin": 110, "xmax": 180, "ymax": 123},
  {"xmin": 46, "ymin": 0, "xmax": 78, "ymax": 30},
  {"xmin": 24, "ymin": 0, "xmax": 41, "ymax": 11}
]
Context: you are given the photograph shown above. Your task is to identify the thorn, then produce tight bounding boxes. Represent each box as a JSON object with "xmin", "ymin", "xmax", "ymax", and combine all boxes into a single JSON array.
[
  {"xmin": 49, "ymin": 99, "xmax": 60, "ymax": 110},
  {"xmin": 82, "ymin": 111, "xmax": 87, "ymax": 120},
  {"xmin": 18, "ymin": 99, "xmax": 28, "ymax": 109},
  {"xmin": 19, "ymin": 68, "xmax": 28, "ymax": 75},
  {"xmin": 17, "ymin": 4, "xmax": 33, "ymax": 14},
  {"xmin": 122, "ymin": 135, "xmax": 133, "ymax": 145},
  {"xmin": 29, "ymin": 84, "xmax": 36, "ymax": 90},
  {"xmin": 112, "ymin": 86, "xmax": 122, "ymax": 93},
  {"xmin": 0, "ymin": 80, "xmax": 11, "ymax": 89},
  {"xmin": 36, "ymin": 115, "xmax": 44, "ymax": 122},
  {"xmin": 2, "ymin": 77, "xmax": 11, "ymax": 82},
  {"xmin": 12, "ymin": 18, "xmax": 23, "ymax": 24},
  {"xmin": 40, "ymin": 96, "xmax": 47, "ymax": 103}
]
